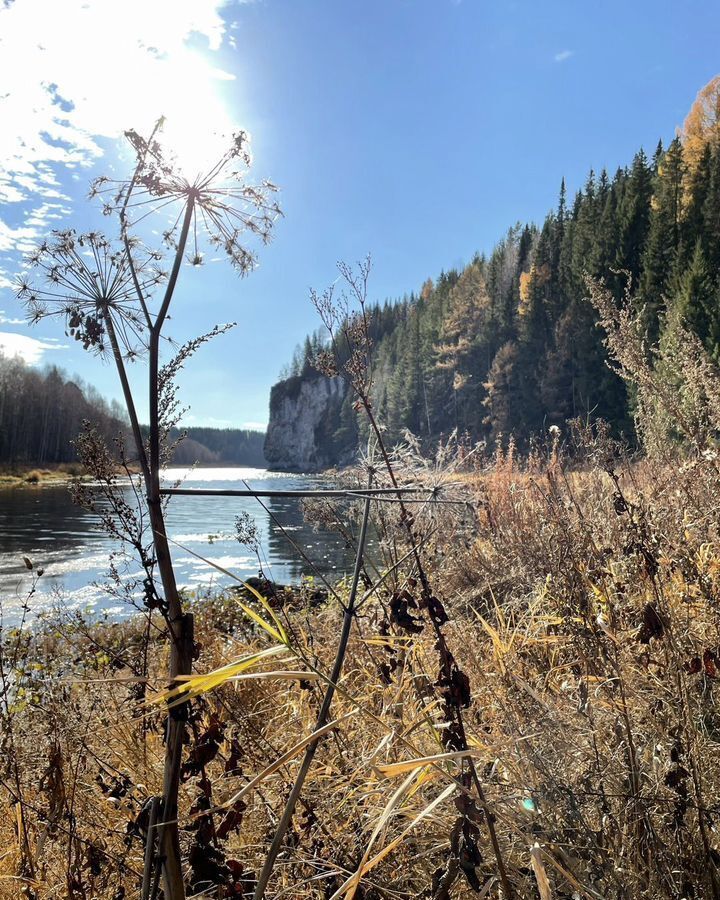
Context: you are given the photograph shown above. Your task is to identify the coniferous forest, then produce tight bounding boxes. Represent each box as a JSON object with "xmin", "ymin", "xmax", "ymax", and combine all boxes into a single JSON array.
[
  {"xmin": 277, "ymin": 77, "xmax": 720, "ymax": 461},
  {"xmin": 147, "ymin": 426, "xmax": 267, "ymax": 467}
]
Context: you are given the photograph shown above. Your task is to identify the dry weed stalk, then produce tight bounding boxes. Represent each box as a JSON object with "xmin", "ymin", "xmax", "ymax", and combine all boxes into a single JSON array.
[
  {"xmin": 312, "ymin": 259, "xmax": 514, "ymax": 898},
  {"xmin": 16, "ymin": 119, "xmax": 279, "ymax": 899}
]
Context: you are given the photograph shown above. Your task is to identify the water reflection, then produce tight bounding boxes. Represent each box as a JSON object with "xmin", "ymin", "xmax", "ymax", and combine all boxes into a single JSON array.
[
  {"xmin": 263, "ymin": 492, "xmax": 358, "ymax": 584},
  {"xmin": 0, "ymin": 468, "xmax": 360, "ymax": 623},
  {"xmin": 0, "ymin": 483, "xmax": 103, "ymax": 555}
]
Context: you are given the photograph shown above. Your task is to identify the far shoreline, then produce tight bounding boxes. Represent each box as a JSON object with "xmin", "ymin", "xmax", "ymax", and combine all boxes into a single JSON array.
[
  {"xmin": 0, "ymin": 459, "xmax": 283, "ymax": 489},
  {"xmin": 0, "ymin": 463, "xmax": 89, "ymax": 488}
]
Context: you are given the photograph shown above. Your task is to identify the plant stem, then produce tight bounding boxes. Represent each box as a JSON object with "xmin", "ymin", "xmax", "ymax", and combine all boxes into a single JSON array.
[
  {"xmin": 253, "ymin": 474, "xmax": 374, "ymax": 900},
  {"xmin": 102, "ymin": 311, "xmax": 150, "ymax": 482},
  {"xmin": 145, "ymin": 195, "xmax": 196, "ymax": 900},
  {"xmin": 360, "ymin": 400, "xmax": 514, "ymax": 898}
]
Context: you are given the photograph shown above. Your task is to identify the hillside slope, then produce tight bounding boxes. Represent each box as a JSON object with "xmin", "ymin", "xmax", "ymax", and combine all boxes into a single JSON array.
[{"xmin": 266, "ymin": 77, "xmax": 720, "ymax": 470}]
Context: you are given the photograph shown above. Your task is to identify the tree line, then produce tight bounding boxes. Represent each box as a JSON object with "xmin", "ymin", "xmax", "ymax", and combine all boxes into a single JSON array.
[
  {"xmin": 0, "ymin": 351, "xmax": 128, "ymax": 466},
  {"xmin": 279, "ymin": 76, "xmax": 720, "ymax": 459},
  {"xmin": 157, "ymin": 426, "xmax": 267, "ymax": 467},
  {"xmin": 0, "ymin": 352, "xmax": 267, "ymax": 468}
]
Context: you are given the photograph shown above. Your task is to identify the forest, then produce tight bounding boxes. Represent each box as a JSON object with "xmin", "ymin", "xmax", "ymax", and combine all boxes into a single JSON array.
[
  {"xmin": 0, "ymin": 352, "xmax": 127, "ymax": 466},
  {"xmin": 0, "ymin": 352, "xmax": 266, "ymax": 469},
  {"xmin": 279, "ymin": 77, "xmax": 720, "ymax": 461},
  {"xmin": 154, "ymin": 426, "xmax": 267, "ymax": 467}
]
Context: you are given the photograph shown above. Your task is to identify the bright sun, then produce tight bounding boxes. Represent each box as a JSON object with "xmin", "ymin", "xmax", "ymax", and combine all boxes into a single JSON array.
[{"xmin": 134, "ymin": 47, "xmax": 238, "ymax": 178}]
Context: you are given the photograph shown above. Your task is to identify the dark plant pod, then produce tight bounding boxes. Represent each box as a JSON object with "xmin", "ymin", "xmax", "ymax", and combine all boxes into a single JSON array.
[
  {"xmin": 181, "ymin": 715, "xmax": 225, "ymax": 781},
  {"xmin": 437, "ymin": 653, "xmax": 472, "ymax": 710},
  {"xmin": 637, "ymin": 603, "xmax": 665, "ymax": 643},
  {"xmin": 390, "ymin": 590, "xmax": 424, "ymax": 634},
  {"xmin": 424, "ymin": 594, "xmax": 450, "ymax": 627}
]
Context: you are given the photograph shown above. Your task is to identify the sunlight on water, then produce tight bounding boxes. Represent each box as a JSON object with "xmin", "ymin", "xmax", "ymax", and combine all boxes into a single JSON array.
[
  {"xmin": 0, "ymin": 468, "xmax": 357, "ymax": 625},
  {"xmin": 161, "ymin": 466, "xmax": 279, "ymax": 483}
]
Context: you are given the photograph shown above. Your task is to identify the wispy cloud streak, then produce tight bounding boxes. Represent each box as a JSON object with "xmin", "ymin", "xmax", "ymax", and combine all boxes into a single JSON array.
[{"xmin": 0, "ymin": 0, "xmax": 236, "ymax": 257}]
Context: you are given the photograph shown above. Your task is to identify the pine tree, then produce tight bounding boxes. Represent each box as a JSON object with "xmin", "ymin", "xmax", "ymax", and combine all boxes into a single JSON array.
[
  {"xmin": 332, "ymin": 388, "xmax": 359, "ymax": 458},
  {"xmin": 593, "ymin": 170, "xmax": 622, "ymax": 276},
  {"xmin": 434, "ymin": 261, "xmax": 492, "ymax": 434},
  {"xmin": 616, "ymin": 149, "xmax": 653, "ymax": 289},
  {"xmin": 567, "ymin": 170, "xmax": 600, "ymax": 298},
  {"xmin": 702, "ymin": 146, "xmax": 720, "ymax": 273},
  {"xmin": 675, "ymin": 241, "xmax": 720, "ymax": 358},
  {"xmin": 640, "ymin": 137, "xmax": 686, "ymax": 340},
  {"xmin": 482, "ymin": 341, "xmax": 524, "ymax": 442},
  {"xmin": 682, "ymin": 142, "xmax": 713, "ymax": 263},
  {"xmin": 300, "ymin": 335, "xmax": 314, "ymax": 376}
]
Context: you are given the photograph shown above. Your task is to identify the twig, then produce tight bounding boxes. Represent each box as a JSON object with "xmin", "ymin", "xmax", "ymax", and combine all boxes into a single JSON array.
[{"xmin": 253, "ymin": 472, "xmax": 375, "ymax": 900}]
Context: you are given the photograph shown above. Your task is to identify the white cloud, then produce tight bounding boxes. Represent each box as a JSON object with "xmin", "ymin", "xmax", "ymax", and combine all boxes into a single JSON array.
[
  {"xmin": 0, "ymin": 202, "xmax": 69, "ymax": 260},
  {"xmin": 183, "ymin": 413, "xmax": 232, "ymax": 427},
  {"xmin": 0, "ymin": 0, "xmax": 239, "ymax": 252},
  {"xmin": 554, "ymin": 49, "xmax": 574, "ymax": 63},
  {"xmin": 242, "ymin": 421, "xmax": 267, "ymax": 431},
  {"xmin": 0, "ymin": 312, "xmax": 25, "ymax": 325},
  {"xmin": 0, "ymin": 331, "xmax": 67, "ymax": 364},
  {"xmin": 0, "ymin": 220, "xmax": 41, "ymax": 253}
]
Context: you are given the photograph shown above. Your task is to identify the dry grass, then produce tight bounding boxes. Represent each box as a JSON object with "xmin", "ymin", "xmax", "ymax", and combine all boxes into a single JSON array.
[
  {"xmin": 2, "ymin": 435, "xmax": 720, "ymax": 899},
  {"xmin": 0, "ymin": 464, "xmax": 88, "ymax": 488}
]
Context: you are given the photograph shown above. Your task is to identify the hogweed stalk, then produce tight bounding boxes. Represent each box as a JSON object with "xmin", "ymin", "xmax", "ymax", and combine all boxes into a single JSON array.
[
  {"xmin": 17, "ymin": 120, "xmax": 280, "ymax": 900},
  {"xmin": 310, "ymin": 259, "xmax": 514, "ymax": 898}
]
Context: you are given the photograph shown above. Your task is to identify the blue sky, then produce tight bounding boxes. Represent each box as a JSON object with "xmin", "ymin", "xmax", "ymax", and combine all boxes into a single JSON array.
[{"xmin": 0, "ymin": 0, "xmax": 718, "ymax": 429}]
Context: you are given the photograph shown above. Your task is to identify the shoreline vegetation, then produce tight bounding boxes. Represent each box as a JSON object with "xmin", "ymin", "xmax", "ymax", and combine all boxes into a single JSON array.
[
  {"xmin": 0, "ymin": 459, "xmax": 275, "ymax": 488},
  {"xmin": 0, "ymin": 462, "xmax": 91, "ymax": 487},
  {"xmin": 4, "ymin": 439, "xmax": 720, "ymax": 898},
  {"xmin": 3, "ymin": 76, "xmax": 720, "ymax": 900}
]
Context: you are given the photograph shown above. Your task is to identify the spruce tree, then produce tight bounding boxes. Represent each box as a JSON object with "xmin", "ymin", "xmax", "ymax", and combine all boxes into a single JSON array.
[
  {"xmin": 640, "ymin": 137, "xmax": 686, "ymax": 340},
  {"xmin": 682, "ymin": 142, "xmax": 713, "ymax": 264},
  {"xmin": 616, "ymin": 149, "xmax": 653, "ymax": 288},
  {"xmin": 702, "ymin": 146, "xmax": 720, "ymax": 273},
  {"xmin": 675, "ymin": 240, "xmax": 720, "ymax": 358}
]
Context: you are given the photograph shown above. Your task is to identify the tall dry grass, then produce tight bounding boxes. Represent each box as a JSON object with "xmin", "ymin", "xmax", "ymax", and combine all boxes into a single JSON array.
[
  {"xmin": 3, "ymin": 431, "xmax": 720, "ymax": 899},
  {"xmin": 3, "ymin": 279, "xmax": 720, "ymax": 898}
]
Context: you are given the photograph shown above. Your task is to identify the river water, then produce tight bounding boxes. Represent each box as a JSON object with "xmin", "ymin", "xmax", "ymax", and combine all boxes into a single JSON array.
[{"xmin": 0, "ymin": 468, "xmax": 359, "ymax": 624}]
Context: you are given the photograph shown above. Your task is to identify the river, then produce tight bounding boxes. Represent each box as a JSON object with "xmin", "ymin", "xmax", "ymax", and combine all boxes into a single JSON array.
[{"xmin": 0, "ymin": 467, "xmax": 359, "ymax": 625}]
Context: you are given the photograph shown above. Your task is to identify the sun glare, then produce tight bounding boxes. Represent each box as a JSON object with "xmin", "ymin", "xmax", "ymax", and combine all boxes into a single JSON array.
[
  {"xmin": 124, "ymin": 46, "xmax": 238, "ymax": 179},
  {"xmin": 160, "ymin": 116, "xmax": 232, "ymax": 181}
]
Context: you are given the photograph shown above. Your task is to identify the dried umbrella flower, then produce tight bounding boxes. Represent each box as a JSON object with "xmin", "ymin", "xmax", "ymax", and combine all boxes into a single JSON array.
[
  {"xmin": 16, "ymin": 230, "xmax": 166, "ymax": 358},
  {"xmin": 90, "ymin": 128, "xmax": 282, "ymax": 274}
]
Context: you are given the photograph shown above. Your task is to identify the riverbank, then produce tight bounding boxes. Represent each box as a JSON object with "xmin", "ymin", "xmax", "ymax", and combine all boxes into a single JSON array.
[
  {"xmin": 0, "ymin": 460, "xmax": 292, "ymax": 487},
  {"xmin": 0, "ymin": 461, "xmax": 147, "ymax": 487},
  {"xmin": 0, "ymin": 462, "xmax": 88, "ymax": 487},
  {"xmin": 2, "ymin": 447, "xmax": 720, "ymax": 897}
]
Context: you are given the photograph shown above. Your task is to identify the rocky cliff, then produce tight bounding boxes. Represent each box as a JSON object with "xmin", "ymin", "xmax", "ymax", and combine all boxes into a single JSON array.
[{"xmin": 264, "ymin": 374, "xmax": 352, "ymax": 472}]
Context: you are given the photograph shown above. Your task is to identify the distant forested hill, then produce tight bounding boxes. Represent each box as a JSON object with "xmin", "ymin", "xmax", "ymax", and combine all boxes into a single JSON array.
[
  {"xmin": 0, "ymin": 352, "xmax": 128, "ymax": 465},
  {"xmin": 269, "ymin": 77, "xmax": 720, "ymax": 467},
  {"xmin": 0, "ymin": 352, "xmax": 266, "ymax": 468},
  {"xmin": 167, "ymin": 427, "xmax": 266, "ymax": 467}
]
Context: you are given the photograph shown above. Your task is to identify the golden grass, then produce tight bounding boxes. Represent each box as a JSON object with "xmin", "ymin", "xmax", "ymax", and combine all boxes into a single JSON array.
[{"xmin": 2, "ymin": 449, "xmax": 720, "ymax": 898}]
